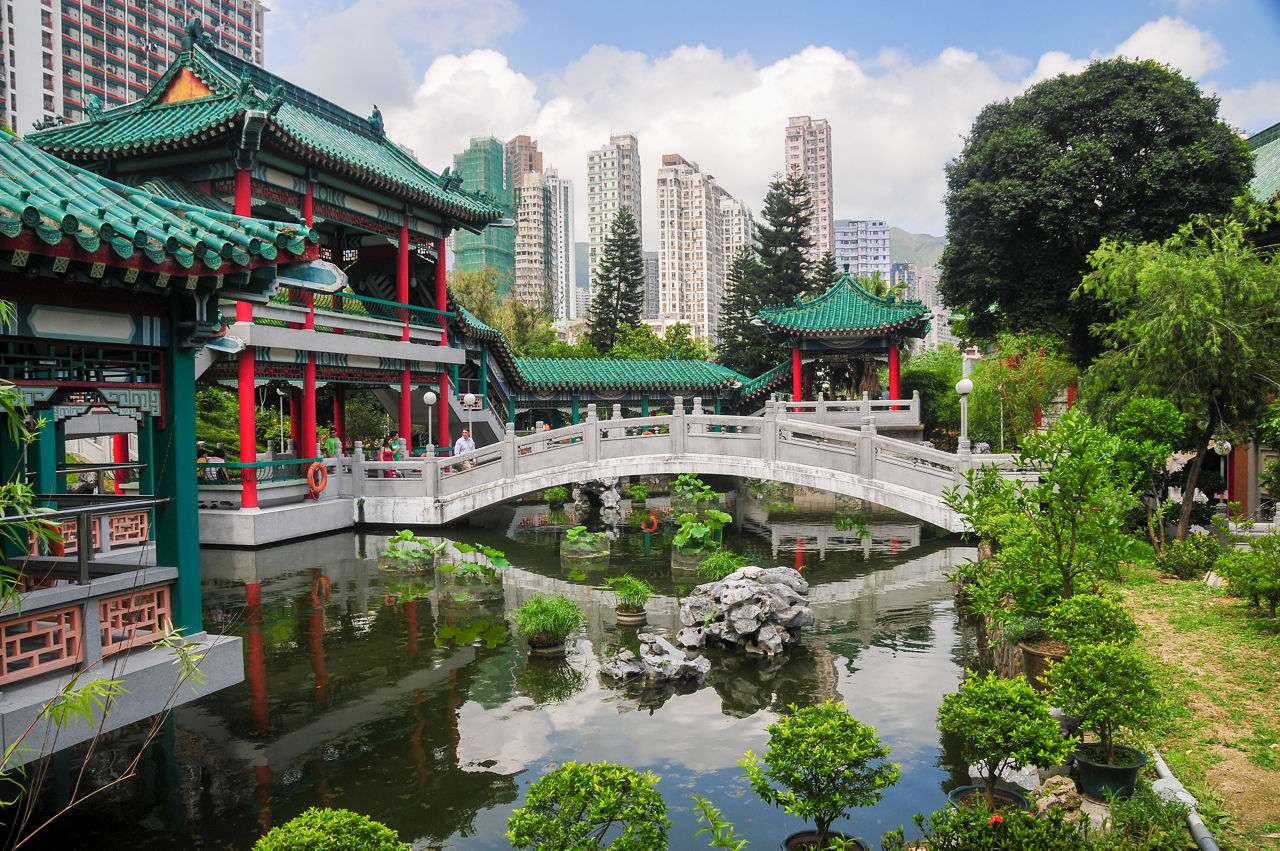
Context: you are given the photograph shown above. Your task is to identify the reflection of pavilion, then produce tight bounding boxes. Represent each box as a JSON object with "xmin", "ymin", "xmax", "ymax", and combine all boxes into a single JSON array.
[{"xmin": 737, "ymin": 493, "xmax": 923, "ymax": 558}]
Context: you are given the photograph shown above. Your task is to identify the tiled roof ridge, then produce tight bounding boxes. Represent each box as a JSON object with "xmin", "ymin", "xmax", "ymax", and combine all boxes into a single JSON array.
[
  {"xmin": 761, "ymin": 273, "xmax": 926, "ymax": 314},
  {"xmin": 1247, "ymin": 120, "xmax": 1280, "ymax": 152}
]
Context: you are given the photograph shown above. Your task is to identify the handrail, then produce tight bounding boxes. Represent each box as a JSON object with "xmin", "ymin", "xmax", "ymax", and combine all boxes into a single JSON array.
[
  {"xmin": 0, "ymin": 495, "xmax": 170, "ymax": 525},
  {"xmin": 271, "ymin": 286, "xmax": 452, "ymax": 329}
]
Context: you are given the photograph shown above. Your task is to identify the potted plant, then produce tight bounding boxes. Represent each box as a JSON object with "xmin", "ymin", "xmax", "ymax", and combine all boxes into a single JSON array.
[
  {"xmin": 544, "ymin": 485, "xmax": 569, "ymax": 510},
  {"xmin": 740, "ymin": 700, "xmax": 900, "ymax": 850},
  {"xmin": 1049, "ymin": 642, "xmax": 1159, "ymax": 800},
  {"xmin": 507, "ymin": 761, "xmax": 669, "ymax": 849},
  {"xmin": 561, "ymin": 525, "xmax": 611, "ymax": 563},
  {"xmin": 604, "ymin": 574, "xmax": 655, "ymax": 626},
  {"xmin": 936, "ymin": 670, "xmax": 1073, "ymax": 811},
  {"xmin": 255, "ymin": 808, "xmax": 409, "ymax": 851},
  {"xmin": 1022, "ymin": 593, "xmax": 1138, "ymax": 690},
  {"xmin": 672, "ymin": 472, "xmax": 719, "ymax": 515},
  {"xmin": 627, "ymin": 481, "xmax": 650, "ymax": 507},
  {"xmin": 436, "ymin": 542, "xmax": 510, "ymax": 609},
  {"xmin": 672, "ymin": 508, "xmax": 733, "ymax": 570},
  {"xmin": 510, "ymin": 594, "xmax": 586, "ymax": 657}
]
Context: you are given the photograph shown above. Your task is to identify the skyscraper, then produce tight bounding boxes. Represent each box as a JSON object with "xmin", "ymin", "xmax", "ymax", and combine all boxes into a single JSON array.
[
  {"xmin": 586, "ymin": 132, "xmax": 642, "ymax": 299},
  {"xmin": 452, "ymin": 137, "xmax": 515, "ymax": 289},
  {"xmin": 514, "ymin": 170, "xmax": 553, "ymax": 310},
  {"xmin": 0, "ymin": 0, "xmax": 267, "ymax": 133},
  {"xmin": 834, "ymin": 219, "xmax": 891, "ymax": 280},
  {"xmin": 784, "ymin": 116, "xmax": 833, "ymax": 260},
  {"xmin": 545, "ymin": 169, "xmax": 577, "ymax": 322},
  {"xmin": 656, "ymin": 153, "xmax": 754, "ymax": 342},
  {"xmin": 506, "ymin": 134, "xmax": 543, "ymax": 180}
]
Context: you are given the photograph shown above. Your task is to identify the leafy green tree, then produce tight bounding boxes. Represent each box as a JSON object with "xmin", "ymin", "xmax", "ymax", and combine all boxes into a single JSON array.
[
  {"xmin": 900, "ymin": 345, "xmax": 961, "ymax": 450},
  {"xmin": 507, "ymin": 761, "xmax": 669, "ymax": 850},
  {"xmin": 496, "ymin": 298, "xmax": 557, "ymax": 356},
  {"xmin": 814, "ymin": 250, "xmax": 839, "ymax": 284},
  {"xmin": 447, "ymin": 267, "xmax": 503, "ymax": 327},
  {"xmin": 855, "ymin": 272, "xmax": 904, "ymax": 300},
  {"xmin": 1082, "ymin": 202, "xmax": 1280, "ymax": 538},
  {"xmin": 611, "ymin": 323, "xmax": 714, "ymax": 361},
  {"xmin": 717, "ymin": 173, "xmax": 815, "ymax": 377},
  {"xmin": 966, "ymin": 332, "xmax": 1077, "ymax": 451},
  {"xmin": 588, "ymin": 207, "xmax": 645, "ymax": 352},
  {"xmin": 940, "ymin": 58, "xmax": 1253, "ymax": 363}
]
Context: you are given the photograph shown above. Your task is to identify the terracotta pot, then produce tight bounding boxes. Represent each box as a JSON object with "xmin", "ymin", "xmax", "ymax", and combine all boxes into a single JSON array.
[
  {"xmin": 615, "ymin": 607, "xmax": 647, "ymax": 627},
  {"xmin": 1019, "ymin": 640, "xmax": 1068, "ymax": 691}
]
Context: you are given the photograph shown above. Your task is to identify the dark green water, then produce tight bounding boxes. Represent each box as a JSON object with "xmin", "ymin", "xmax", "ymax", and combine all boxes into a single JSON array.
[{"xmin": 30, "ymin": 496, "xmax": 981, "ymax": 849}]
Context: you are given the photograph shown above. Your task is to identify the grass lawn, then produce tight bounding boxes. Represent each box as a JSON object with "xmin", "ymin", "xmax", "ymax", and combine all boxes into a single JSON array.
[{"xmin": 1122, "ymin": 561, "xmax": 1280, "ymax": 849}]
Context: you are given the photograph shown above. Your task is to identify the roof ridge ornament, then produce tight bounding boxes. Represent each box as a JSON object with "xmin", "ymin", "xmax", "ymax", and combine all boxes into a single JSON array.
[
  {"xmin": 84, "ymin": 94, "xmax": 103, "ymax": 121},
  {"xmin": 368, "ymin": 105, "xmax": 385, "ymax": 138},
  {"xmin": 181, "ymin": 18, "xmax": 204, "ymax": 53}
]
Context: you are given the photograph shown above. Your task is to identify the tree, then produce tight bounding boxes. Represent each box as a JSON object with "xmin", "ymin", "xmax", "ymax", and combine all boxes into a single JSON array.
[
  {"xmin": 940, "ymin": 58, "xmax": 1253, "ymax": 363},
  {"xmin": 507, "ymin": 761, "xmax": 669, "ymax": 850},
  {"xmin": 717, "ymin": 173, "xmax": 815, "ymax": 377},
  {"xmin": 814, "ymin": 250, "xmax": 839, "ymax": 285},
  {"xmin": 611, "ymin": 323, "xmax": 715, "ymax": 362},
  {"xmin": 495, "ymin": 299, "xmax": 557, "ymax": 356},
  {"xmin": 447, "ymin": 267, "xmax": 503, "ymax": 328},
  {"xmin": 900, "ymin": 345, "xmax": 962, "ymax": 450},
  {"xmin": 587, "ymin": 207, "xmax": 645, "ymax": 353},
  {"xmin": 1082, "ymin": 202, "xmax": 1280, "ymax": 538},
  {"xmin": 967, "ymin": 333, "xmax": 1078, "ymax": 451}
]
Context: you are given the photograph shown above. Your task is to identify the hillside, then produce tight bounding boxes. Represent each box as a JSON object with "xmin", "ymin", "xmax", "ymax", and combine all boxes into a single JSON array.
[{"xmin": 890, "ymin": 227, "xmax": 946, "ymax": 269}]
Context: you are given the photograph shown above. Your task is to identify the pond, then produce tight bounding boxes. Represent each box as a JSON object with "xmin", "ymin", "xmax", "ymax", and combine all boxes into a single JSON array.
[{"xmin": 30, "ymin": 492, "xmax": 981, "ymax": 849}]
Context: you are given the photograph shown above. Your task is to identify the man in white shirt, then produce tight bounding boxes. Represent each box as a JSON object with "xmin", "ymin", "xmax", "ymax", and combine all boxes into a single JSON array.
[{"xmin": 454, "ymin": 428, "xmax": 476, "ymax": 469}]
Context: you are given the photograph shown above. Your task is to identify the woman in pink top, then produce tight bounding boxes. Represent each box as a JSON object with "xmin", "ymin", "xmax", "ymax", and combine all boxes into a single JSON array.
[{"xmin": 381, "ymin": 438, "xmax": 395, "ymax": 477}]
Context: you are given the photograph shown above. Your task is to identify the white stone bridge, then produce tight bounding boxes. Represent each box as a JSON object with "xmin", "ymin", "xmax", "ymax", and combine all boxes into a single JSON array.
[{"xmin": 328, "ymin": 398, "xmax": 1027, "ymax": 532}]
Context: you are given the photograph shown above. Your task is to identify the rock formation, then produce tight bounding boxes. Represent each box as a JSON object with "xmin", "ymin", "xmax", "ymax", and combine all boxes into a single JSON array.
[{"xmin": 675, "ymin": 566, "xmax": 814, "ymax": 656}]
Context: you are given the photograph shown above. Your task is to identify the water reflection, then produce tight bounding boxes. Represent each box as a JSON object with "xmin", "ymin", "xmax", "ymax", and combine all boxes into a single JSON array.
[{"xmin": 33, "ymin": 491, "xmax": 977, "ymax": 850}]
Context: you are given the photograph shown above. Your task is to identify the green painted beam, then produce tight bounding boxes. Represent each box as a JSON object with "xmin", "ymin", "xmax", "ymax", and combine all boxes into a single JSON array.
[
  {"xmin": 34, "ymin": 417, "xmax": 58, "ymax": 496},
  {"xmin": 154, "ymin": 300, "xmax": 202, "ymax": 633},
  {"xmin": 137, "ymin": 415, "xmax": 157, "ymax": 541}
]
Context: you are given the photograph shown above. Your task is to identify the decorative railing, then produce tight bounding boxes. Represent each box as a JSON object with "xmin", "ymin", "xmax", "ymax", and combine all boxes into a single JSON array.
[{"xmin": 268, "ymin": 286, "xmax": 450, "ymax": 331}]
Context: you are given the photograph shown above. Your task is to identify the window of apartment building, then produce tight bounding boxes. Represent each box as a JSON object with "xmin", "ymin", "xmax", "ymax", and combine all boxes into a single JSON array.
[
  {"xmin": 44, "ymin": 73, "xmax": 53, "ymax": 91},
  {"xmin": 43, "ymin": 94, "xmax": 54, "ymax": 111}
]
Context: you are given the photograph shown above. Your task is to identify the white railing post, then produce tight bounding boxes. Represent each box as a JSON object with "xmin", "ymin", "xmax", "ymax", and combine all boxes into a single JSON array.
[
  {"xmin": 861, "ymin": 391, "xmax": 870, "ymax": 420},
  {"xmin": 425, "ymin": 453, "xmax": 438, "ymax": 499},
  {"xmin": 609, "ymin": 403, "xmax": 623, "ymax": 440},
  {"xmin": 859, "ymin": 417, "xmax": 876, "ymax": 479},
  {"xmin": 954, "ymin": 439, "xmax": 973, "ymax": 488},
  {"xmin": 672, "ymin": 396, "xmax": 686, "ymax": 455},
  {"xmin": 586, "ymin": 403, "xmax": 599, "ymax": 464},
  {"xmin": 912, "ymin": 390, "xmax": 920, "ymax": 420},
  {"xmin": 351, "ymin": 441, "xmax": 365, "ymax": 498},
  {"xmin": 691, "ymin": 396, "xmax": 704, "ymax": 434},
  {"xmin": 816, "ymin": 392, "xmax": 825, "ymax": 426},
  {"xmin": 503, "ymin": 422, "xmax": 516, "ymax": 479},
  {"xmin": 762, "ymin": 399, "xmax": 777, "ymax": 463}
]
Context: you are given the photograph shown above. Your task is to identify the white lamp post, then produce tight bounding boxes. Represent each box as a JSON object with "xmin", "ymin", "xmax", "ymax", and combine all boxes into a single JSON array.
[
  {"xmin": 422, "ymin": 390, "xmax": 437, "ymax": 452},
  {"xmin": 1214, "ymin": 436, "xmax": 1233, "ymax": 514},
  {"xmin": 274, "ymin": 387, "xmax": 287, "ymax": 448},
  {"xmin": 463, "ymin": 392, "xmax": 477, "ymax": 439},
  {"xmin": 955, "ymin": 377, "xmax": 974, "ymax": 452}
]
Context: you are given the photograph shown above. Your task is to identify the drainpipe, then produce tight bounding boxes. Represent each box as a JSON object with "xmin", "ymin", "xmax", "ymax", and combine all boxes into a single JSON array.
[{"xmin": 1151, "ymin": 750, "xmax": 1219, "ymax": 851}]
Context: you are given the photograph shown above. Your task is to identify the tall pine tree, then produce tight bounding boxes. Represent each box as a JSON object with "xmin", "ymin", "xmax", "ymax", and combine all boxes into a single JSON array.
[
  {"xmin": 815, "ymin": 250, "xmax": 839, "ymax": 285},
  {"xmin": 716, "ymin": 171, "xmax": 816, "ymax": 377},
  {"xmin": 587, "ymin": 207, "xmax": 645, "ymax": 353}
]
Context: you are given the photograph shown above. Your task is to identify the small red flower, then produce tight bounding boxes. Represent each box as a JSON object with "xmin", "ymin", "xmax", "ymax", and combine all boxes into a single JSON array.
[{"xmin": 988, "ymin": 814, "xmax": 1003, "ymax": 825}]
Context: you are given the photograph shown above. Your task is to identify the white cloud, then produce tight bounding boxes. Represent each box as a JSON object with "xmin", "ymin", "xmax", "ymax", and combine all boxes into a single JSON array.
[
  {"xmin": 1109, "ymin": 16, "xmax": 1226, "ymax": 78},
  {"xmin": 270, "ymin": 0, "xmax": 523, "ymax": 112}
]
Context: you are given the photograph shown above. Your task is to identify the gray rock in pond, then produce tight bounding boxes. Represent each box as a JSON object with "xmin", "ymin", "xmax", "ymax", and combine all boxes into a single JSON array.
[
  {"xmin": 755, "ymin": 623, "xmax": 784, "ymax": 655},
  {"xmin": 675, "ymin": 627, "xmax": 705, "ymax": 648},
  {"xmin": 762, "ymin": 567, "xmax": 809, "ymax": 594},
  {"xmin": 601, "ymin": 648, "xmax": 645, "ymax": 680},
  {"xmin": 677, "ymin": 565, "xmax": 813, "ymax": 657},
  {"xmin": 641, "ymin": 634, "xmax": 710, "ymax": 682},
  {"xmin": 728, "ymin": 602, "xmax": 763, "ymax": 635}
]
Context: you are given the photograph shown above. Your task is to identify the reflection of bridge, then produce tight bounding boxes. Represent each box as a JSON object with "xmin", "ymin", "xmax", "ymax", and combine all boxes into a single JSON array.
[{"xmin": 343, "ymin": 398, "xmax": 1026, "ymax": 532}]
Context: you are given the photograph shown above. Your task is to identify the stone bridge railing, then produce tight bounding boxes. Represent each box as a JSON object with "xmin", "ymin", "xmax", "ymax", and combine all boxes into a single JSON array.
[{"xmin": 330, "ymin": 398, "xmax": 1029, "ymax": 530}]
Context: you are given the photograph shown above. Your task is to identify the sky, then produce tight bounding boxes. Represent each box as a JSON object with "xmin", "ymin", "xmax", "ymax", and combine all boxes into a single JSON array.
[{"xmin": 261, "ymin": 0, "xmax": 1280, "ymax": 245}]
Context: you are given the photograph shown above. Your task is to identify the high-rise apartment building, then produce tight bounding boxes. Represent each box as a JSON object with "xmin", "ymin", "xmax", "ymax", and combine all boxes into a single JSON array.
[
  {"xmin": 545, "ymin": 169, "xmax": 577, "ymax": 321},
  {"xmin": 916, "ymin": 267, "xmax": 959, "ymax": 349},
  {"xmin": 586, "ymin": 132, "xmax": 642, "ymax": 298},
  {"xmin": 452, "ymin": 136, "xmax": 515, "ymax": 289},
  {"xmin": 1, "ymin": 0, "xmax": 267, "ymax": 133},
  {"xmin": 656, "ymin": 153, "xmax": 754, "ymax": 343},
  {"xmin": 784, "ymin": 115, "xmax": 833, "ymax": 260},
  {"xmin": 506, "ymin": 133, "xmax": 542, "ymax": 180},
  {"xmin": 642, "ymin": 251, "xmax": 659, "ymax": 321},
  {"xmin": 514, "ymin": 170, "xmax": 553, "ymax": 310},
  {"xmin": 890, "ymin": 261, "xmax": 917, "ymax": 299},
  {"xmin": 834, "ymin": 219, "xmax": 891, "ymax": 280}
]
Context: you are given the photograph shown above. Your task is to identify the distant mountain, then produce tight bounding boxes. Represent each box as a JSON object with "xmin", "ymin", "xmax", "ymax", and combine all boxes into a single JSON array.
[{"xmin": 890, "ymin": 228, "xmax": 946, "ymax": 270}]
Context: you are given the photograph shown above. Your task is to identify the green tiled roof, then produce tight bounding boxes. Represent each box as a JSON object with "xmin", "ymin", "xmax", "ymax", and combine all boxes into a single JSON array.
[
  {"xmin": 0, "ymin": 131, "xmax": 316, "ymax": 270},
  {"xmin": 514, "ymin": 358, "xmax": 746, "ymax": 391},
  {"xmin": 755, "ymin": 274, "xmax": 930, "ymax": 338},
  {"xmin": 28, "ymin": 28, "xmax": 504, "ymax": 225},
  {"xmin": 739, "ymin": 359, "xmax": 801, "ymax": 400},
  {"xmin": 1248, "ymin": 121, "xmax": 1280, "ymax": 203}
]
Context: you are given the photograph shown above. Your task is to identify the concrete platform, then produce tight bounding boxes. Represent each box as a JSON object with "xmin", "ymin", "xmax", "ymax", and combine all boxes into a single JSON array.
[{"xmin": 198, "ymin": 497, "xmax": 354, "ymax": 547}]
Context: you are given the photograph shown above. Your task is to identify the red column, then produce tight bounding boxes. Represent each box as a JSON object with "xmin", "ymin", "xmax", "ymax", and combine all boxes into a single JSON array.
[
  {"xmin": 399, "ymin": 216, "xmax": 413, "ymax": 441},
  {"xmin": 888, "ymin": 342, "xmax": 901, "ymax": 410},
  {"xmin": 245, "ymin": 582, "xmax": 270, "ymax": 738},
  {"xmin": 439, "ymin": 373, "xmax": 451, "ymax": 453},
  {"xmin": 302, "ymin": 176, "xmax": 314, "ymax": 227},
  {"xmin": 435, "ymin": 237, "xmax": 448, "ymax": 345},
  {"xmin": 303, "ymin": 363, "xmax": 317, "ymax": 458},
  {"xmin": 290, "ymin": 389, "xmax": 302, "ymax": 450},
  {"xmin": 235, "ymin": 166, "xmax": 258, "ymax": 507},
  {"xmin": 238, "ymin": 353, "xmax": 257, "ymax": 508},
  {"xmin": 112, "ymin": 433, "xmax": 128, "ymax": 494},
  {"xmin": 1067, "ymin": 381, "xmax": 1077, "ymax": 410},
  {"xmin": 791, "ymin": 346, "xmax": 802, "ymax": 403}
]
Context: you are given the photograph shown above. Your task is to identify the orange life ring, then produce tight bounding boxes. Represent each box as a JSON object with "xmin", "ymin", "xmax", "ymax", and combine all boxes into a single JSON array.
[
  {"xmin": 307, "ymin": 462, "xmax": 328, "ymax": 496},
  {"xmin": 640, "ymin": 513, "xmax": 658, "ymax": 533},
  {"xmin": 311, "ymin": 574, "xmax": 332, "ymax": 603}
]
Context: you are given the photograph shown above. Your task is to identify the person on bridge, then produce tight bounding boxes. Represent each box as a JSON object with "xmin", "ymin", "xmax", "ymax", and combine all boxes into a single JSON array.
[
  {"xmin": 454, "ymin": 428, "xmax": 476, "ymax": 470},
  {"xmin": 323, "ymin": 427, "xmax": 341, "ymax": 458}
]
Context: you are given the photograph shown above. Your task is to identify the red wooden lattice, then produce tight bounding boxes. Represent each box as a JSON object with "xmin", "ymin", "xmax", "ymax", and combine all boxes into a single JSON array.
[
  {"xmin": 100, "ymin": 586, "xmax": 171, "ymax": 656},
  {"xmin": 0, "ymin": 607, "xmax": 83, "ymax": 685},
  {"xmin": 107, "ymin": 512, "xmax": 149, "ymax": 547}
]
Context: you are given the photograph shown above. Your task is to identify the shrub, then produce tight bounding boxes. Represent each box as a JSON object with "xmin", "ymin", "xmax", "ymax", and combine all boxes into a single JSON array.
[
  {"xmin": 740, "ymin": 700, "xmax": 899, "ymax": 848},
  {"xmin": 1106, "ymin": 780, "xmax": 1192, "ymax": 847},
  {"xmin": 605, "ymin": 575, "xmax": 655, "ymax": 613},
  {"xmin": 698, "ymin": 550, "xmax": 749, "ymax": 582},
  {"xmin": 908, "ymin": 804, "xmax": 1087, "ymax": 850},
  {"xmin": 1049, "ymin": 642, "xmax": 1160, "ymax": 765},
  {"xmin": 936, "ymin": 671, "xmax": 1072, "ymax": 809},
  {"xmin": 1043, "ymin": 594, "xmax": 1138, "ymax": 646},
  {"xmin": 511, "ymin": 595, "xmax": 586, "ymax": 646},
  {"xmin": 507, "ymin": 761, "xmax": 669, "ymax": 850},
  {"xmin": 626, "ymin": 481, "xmax": 650, "ymax": 501},
  {"xmin": 1217, "ymin": 530, "xmax": 1280, "ymax": 617},
  {"xmin": 1154, "ymin": 533, "xmax": 1220, "ymax": 580},
  {"xmin": 253, "ymin": 808, "xmax": 408, "ymax": 850},
  {"xmin": 564, "ymin": 525, "xmax": 610, "ymax": 548},
  {"xmin": 544, "ymin": 485, "xmax": 570, "ymax": 505},
  {"xmin": 673, "ymin": 509, "xmax": 732, "ymax": 553}
]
